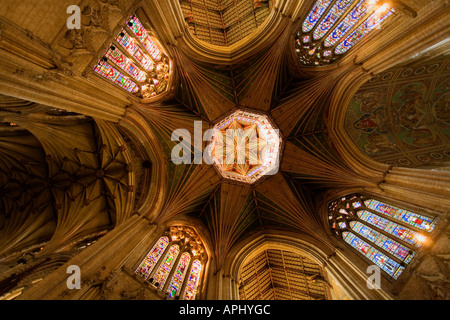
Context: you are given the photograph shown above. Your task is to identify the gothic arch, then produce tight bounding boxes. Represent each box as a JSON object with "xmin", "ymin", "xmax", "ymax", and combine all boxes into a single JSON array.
[
  {"xmin": 322, "ymin": 189, "xmax": 448, "ymax": 298},
  {"xmin": 225, "ymin": 230, "xmax": 391, "ymax": 300},
  {"xmin": 132, "ymin": 219, "xmax": 211, "ymax": 300}
]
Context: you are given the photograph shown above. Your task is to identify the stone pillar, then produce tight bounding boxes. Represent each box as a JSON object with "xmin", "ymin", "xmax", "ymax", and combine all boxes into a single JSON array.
[
  {"xmin": 230, "ymin": 277, "xmax": 239, "ymax": 300},
  {"xmin": 366, "ymin": 167, "xmax": 450, "ymax": 215},
  {"xmin": 221, "ymin": 274, "xmax": 234, "ymax": 300},
  {"xmin": 326, "ymin": 250, "xmax": 393, "ymax": 300},
  {"xmin": 205, "ymin": 263, "xmax": 226, "ymax": 300},
  {"xmin": 17, "ymin": 215, "xmax": 159, "ymax": 300}
]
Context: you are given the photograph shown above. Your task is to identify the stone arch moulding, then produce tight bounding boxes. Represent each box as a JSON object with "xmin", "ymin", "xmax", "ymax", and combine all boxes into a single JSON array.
[
  {"xmin": 162, "ymin": 216, "xmax": 213, "ymax": 300},
  {"xmin": 118, "ymin": 107, "xmax": 169, "ymax": 219},
  {"xmin": 131, "ymin": 217, "xmax": 212, "ymax": 300},
  {"xmin": 167, "ymin": 0, "xmax": 295, "ymax": 64},
  {"xmin": 225, "ymin": 231, "xmax": 392, "ymax": 300},
  {"xmin": 326, "ymin": 66, "xmax": 392, "ymax": 177}
]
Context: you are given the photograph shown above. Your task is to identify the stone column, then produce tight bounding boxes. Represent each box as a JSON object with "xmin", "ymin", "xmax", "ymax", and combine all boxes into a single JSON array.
[
  {"xmin": 326, "ymin": 250, "xmax": 394, "ymax": 300},
  {"xmin": 230, "ymin": 277, "xmax": 239, "ymax": 300},
  {"xmin": 366, "ymin": 167, "xmax": 450, "ymax": 215},
  {"xmin": 17, "ymin": 215, "xmax": 159, "ymax": 300},
  {"xmin": 221, "ymin": 274, "xmax": 234, "ymax": 300},
  {"xmin": 205, "ymin": 262, "xmax": 225, "ymax": 300}
]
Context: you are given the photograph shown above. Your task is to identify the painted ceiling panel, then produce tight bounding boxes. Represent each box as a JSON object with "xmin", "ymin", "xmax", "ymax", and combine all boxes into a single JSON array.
[{"xmin": 345, "ymin": 55, "xmax": 450, "ymax": 167}]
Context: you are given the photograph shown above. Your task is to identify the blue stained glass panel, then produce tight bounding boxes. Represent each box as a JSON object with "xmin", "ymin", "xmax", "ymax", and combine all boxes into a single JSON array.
[
  {"xmin": 357, "ymin": 210, "xmax": 423, "ymax": 247},
  {"xmin": 350, "ymin": 221, "xmax": 414, "ymax": 263},
  {"xmin": 343, "ymin": 232, "xmax": 404, "ymax": 279},
  {"xmin": 313, "ymin": 0, "xmax": 355, "ymax": 40},
  {"xmin": 302, "ymin": 0, "xmax": 333, "ymax": 33},
  {"xmin": 335, "ymin": 7, "xmax": 394, "ymax": 55},
  {"xmin": 324, "ymin": 0, "xmax": 377, "ymax": 47},
  {"xmin": 364, "ymin": 199, "xmax": 436, "ymax": 232}
]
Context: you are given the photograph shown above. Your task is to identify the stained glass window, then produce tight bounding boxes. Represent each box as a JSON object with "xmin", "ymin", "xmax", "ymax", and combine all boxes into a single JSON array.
[
  {"xmin": 105, "ymin": 46, "xmax": 147, "ymax": 82},
  {"xmin": 94, "ymin": 61, "xmax": 139, "ymax": 93},
  {"xmin": 135, "ymin": 237, "xmax": 169, "ymax": 278},
  {"xmin": 343, "ymin": 232, "xmax": 404, "ymax": 279},
  {"xmin": 296, "ymin": 0, "xmax": 396, "ymax": 66},
  {"xmin": 329, "ymin": 194, "xmax": 438, "ymax": 280},
  {"xmin": 302, "ymin": 0, "xmax": 333, "ymax": 33},
  {"xmin": 167, "ymin": 252, "xmax": 191, "ymax": 299},
  {"xmin": 153, "ymin": 245, "xmax": 180, "ymax": 289},
  {"xmin": 183, "ymin": 260, "xmax": 203, "ymax": 300},
  {"xmin": 136, "ymin": 227, "xmax": 206, "ymax": 299},
  {"xmin": 357, "ymin": 210, "xmax": 423, "ymax": 247},
  {"xmin": 313, "ymin": 0, "xmax": 355, "ymax": 40},
  {"xmin": 127, "ymin": 17, "xmax": 162, "ymax": 62},
  {"xmin": 364, "ymin": 199, "xmax": 436, "ymax": 232},
  {"xmin": 350, "ymin": 221, "xmax": 414, "ymax": 263},
  {"xmin": 93, "ymin": 15, "xmax": 171, "ymax": 98}
]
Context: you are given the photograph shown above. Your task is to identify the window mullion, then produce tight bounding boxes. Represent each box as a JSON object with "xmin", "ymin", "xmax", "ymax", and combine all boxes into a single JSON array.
[
  {"xmin": 356, "ymin": 208, "xmax": 423, "ymax": 250},
  {"xmin": 162, "ymin": 245, "xmax": 185, "ymax": 294},
  {"xmin": 178, "ymin": 257, "xmax": 194, "ymax": 300},
  {"xmin": 124, "ymin": 25, "xmax": 157, "ymax": 66},
  {"xmin": 364, "ymin": 205, "xmax": 428, "ymax": 236},
  {"xmin": 347, "ymin": 221, "xmax": 406, "ymax": 266},
  {"xmin": 312, "ymin": 0, "xmax": 356, "ymax": 49},
  {"xmin": 326, "ymin": 3, "xmax": 378, "ymax": 52},
  {"xmin": 103, "ymin": 47, "xmax": 146, "ymax": 85},
  {"xmin": 111, "ymin": 39, "xmax": 148, "ymax": 75},
  {"xmin": 147, "ymin": 242, "xmax": 171, "ymax": 281}
]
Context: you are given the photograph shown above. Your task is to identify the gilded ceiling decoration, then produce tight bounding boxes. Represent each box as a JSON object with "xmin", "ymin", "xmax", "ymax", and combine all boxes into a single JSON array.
[
  {"xmin": 0, "ymin": 0, "xmax": 448, "ymax": 301},
  {"xmin": 209, "ymin": 110, "xmax": 281, "ymax": 184}
]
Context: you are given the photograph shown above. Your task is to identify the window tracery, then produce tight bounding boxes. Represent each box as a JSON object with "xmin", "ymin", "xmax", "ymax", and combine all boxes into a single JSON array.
[
  {"xmin": 93, "ymin": 15, "xmax": 171, "ymax": 98},
  {"xmin": 296, "ymin": 0, "xmax": 395, "ymax": 66},
  {"xmin": 135, "ymin": 226, "xmax": 207, "ymax": 300},
  {"xmin": 328, "ymin": 194, "xmax": 437, "ymax": 279}
]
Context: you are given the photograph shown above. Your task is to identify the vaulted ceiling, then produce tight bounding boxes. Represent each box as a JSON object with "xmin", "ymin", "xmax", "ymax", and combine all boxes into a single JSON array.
[
  {"xmin": 0, "ymin": 0, "xmax": 449, "ymax": 301},
  {"xmin": 0, "ymin": 95, "xmax": 139, "ymax": 259},
  {"xmin": 239, "ymin": 249, "xmax": 329, "ymax": 300}
]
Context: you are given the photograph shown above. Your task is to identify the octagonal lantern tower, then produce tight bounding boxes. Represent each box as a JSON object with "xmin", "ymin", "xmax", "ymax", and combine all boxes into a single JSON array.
[{"xmin": 208, "ymin": 109, "xmax": 282, "ymax": 184}]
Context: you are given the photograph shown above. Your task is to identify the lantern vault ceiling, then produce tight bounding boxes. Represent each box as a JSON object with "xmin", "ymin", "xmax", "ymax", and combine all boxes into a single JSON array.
[{"xmin": 0, "ymin": 0, "xmax": 449, "ymax": 301}]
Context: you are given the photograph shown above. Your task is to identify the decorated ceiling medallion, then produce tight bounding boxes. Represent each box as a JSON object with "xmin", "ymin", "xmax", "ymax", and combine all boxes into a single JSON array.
[{"xmin": 209, "ymin": 110, "xmax": 281, "ymax": 184}]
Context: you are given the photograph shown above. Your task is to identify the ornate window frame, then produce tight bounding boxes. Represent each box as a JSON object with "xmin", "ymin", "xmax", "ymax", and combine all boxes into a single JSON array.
[
  {"xmin": 91, "ymin": 13, "xmax": 173, "ymax": 100},
  {"xmin": 295, "ymin": 0, "xmax": 397, "ymax": 66},
  {"xmin": 134, "ymin": 226, "xmax": 208, "ymax": 300},
  {"xmin": 328, "ymin": 193, "xmax": 440, "ymax": 281}
]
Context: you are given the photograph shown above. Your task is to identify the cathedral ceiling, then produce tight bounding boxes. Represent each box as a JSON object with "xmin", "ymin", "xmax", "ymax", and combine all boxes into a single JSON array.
[
  {"xmin": 0, "ymin": 0, "xmax": 448, "ymax": 282},
  {"xmin": 0, "ymin": 95, "xmax": 138, "ymax": 260},
  {"xmin": 178, "ymin": 0, "xmax": 275, "ymax": 47},
  {"xmin": 239, "ymin": 249, "xmax": 329, "ymax": 300}
]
